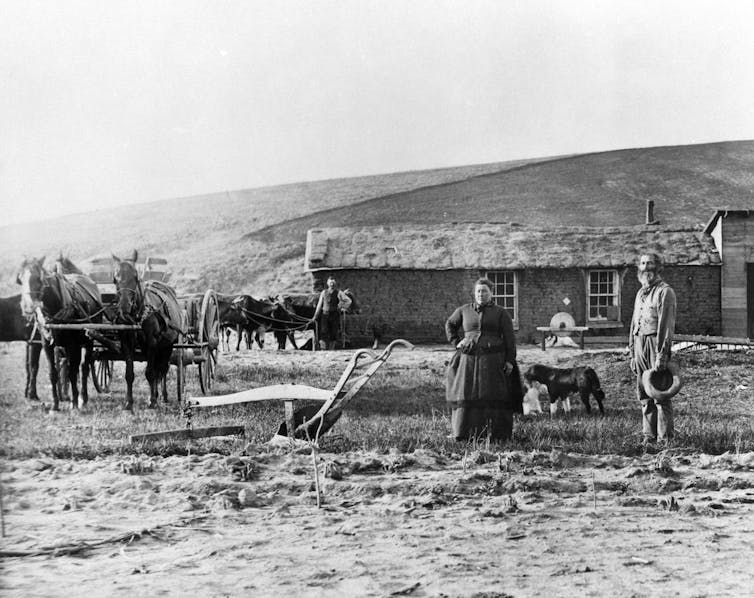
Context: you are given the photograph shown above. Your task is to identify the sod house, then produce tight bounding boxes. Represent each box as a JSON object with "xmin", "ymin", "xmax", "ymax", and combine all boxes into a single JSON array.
[{"xmin": 305, "ymin": 223, "xmax": 724, "ymax": 346}]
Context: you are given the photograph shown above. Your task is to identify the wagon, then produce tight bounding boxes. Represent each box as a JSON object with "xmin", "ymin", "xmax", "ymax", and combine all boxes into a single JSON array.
[{"xmin": 46, "ymin": 256, "xmax": 221, "ymax": 402}]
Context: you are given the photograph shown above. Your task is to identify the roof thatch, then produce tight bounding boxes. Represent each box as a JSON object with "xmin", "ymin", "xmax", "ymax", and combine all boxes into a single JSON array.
[{"xmin": 305, "ymin": 224, "xmax": 721, "ymax": 271}]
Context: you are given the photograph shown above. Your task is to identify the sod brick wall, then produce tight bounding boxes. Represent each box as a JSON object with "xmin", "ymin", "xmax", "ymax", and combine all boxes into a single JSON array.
[{"xmin": 312, "ymin": 265, "xmax": 722, "ymax": 347}]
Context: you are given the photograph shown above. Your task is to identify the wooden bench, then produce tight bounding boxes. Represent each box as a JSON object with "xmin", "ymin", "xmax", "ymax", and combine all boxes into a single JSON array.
[{"xmin": 536, "ymin": 326, "xmax": 590, "ymax": 351}]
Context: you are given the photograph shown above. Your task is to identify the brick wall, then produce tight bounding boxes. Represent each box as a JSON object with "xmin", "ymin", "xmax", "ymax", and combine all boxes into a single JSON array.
[{"xmin": 313, "ymin": 265, "xmax": 722, "ymax": 347}]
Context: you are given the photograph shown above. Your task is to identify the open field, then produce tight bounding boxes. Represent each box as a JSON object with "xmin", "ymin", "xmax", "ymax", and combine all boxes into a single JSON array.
[{"xmin": 1, "ymin": 341, "xmax": 753, "ymax": 596}]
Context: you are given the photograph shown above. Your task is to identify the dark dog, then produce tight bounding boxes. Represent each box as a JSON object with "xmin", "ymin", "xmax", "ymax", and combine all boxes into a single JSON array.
[{"xmin": 523, "ymin": 364, "xmax": 606, "ymax": 415}]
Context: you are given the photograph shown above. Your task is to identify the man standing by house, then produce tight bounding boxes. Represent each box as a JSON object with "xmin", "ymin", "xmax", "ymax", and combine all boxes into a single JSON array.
[
  {"xmin": 629, "ymin": 253, "xmax": 677, "ymax": 448},
  {"xmin": 311, "ymin": 276, "xmax": 352, "ymax": 350}
]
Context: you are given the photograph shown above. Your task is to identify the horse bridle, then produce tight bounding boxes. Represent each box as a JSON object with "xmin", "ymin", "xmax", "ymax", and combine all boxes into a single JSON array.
[{"xmin": 115, "ymin": 273, "xmax": 144, "ymax": 324}]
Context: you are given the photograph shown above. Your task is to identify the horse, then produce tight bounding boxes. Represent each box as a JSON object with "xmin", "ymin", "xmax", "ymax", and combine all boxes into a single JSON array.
[
  {"xmin": 0, "ymin": 294, "xmax": 42, "ymax": 399},
  {"xmin": 16, "ymin": 256, "xmax": 103, "ymax": 411},
  {"xmin": 112, "ymin": 252, "xmax": 183, "ymax": 410}
]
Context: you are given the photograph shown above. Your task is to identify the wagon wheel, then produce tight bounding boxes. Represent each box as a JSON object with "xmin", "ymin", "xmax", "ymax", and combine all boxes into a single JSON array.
[
  {"xmin": 174, "ymin": 310, "xmax": 189, "ymax": 402},
  {"xmin": 91, "ymin": 359, "xmax": 113, "ymax": 393},
  {"xmin": 198, "ymin": 289, "xmax": 220, "ymax": 394}
]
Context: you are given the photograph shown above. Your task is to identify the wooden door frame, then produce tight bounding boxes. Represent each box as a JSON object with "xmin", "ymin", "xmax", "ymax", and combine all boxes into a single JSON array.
[{"xmin": 746, "ymin": 262, "xmax": 754, "ymax": 339}]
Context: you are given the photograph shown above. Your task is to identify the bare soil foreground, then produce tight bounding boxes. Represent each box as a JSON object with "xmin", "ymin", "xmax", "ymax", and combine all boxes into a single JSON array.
[{"xmin": 1, "ymin": 345, "xmax": 753, "ymax": 597}]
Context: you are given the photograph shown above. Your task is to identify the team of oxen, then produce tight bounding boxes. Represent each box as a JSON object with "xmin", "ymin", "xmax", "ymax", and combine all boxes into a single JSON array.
[
  {"xmin": 217, "ymin": 290, "xmax": 360, "ymax": 352},
  {"xmin": 1, "ymin": 253, "xmax": 361, "ymax": 412}
]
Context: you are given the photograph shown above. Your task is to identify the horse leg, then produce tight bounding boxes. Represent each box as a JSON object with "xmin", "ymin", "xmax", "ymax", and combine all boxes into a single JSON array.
[
  {"xmin": 145, "ymin": 361, "xmax": 156, "ymax": 408},
  {"xmin": 123, "ymin": 334, "xmax": 136, "ymax": 411},
  {"xmin": 79, "ymin": 343, "xmax": 94, "ymax": 408},
  {"xmin": 144, "ymin": 353, "xmax": 157, "ymax": 408},
  {"xmin": 67, "ymin": 345, "xmax": 82, "ymax": 410},
  {"xmin": 43, "ymin": 342, "xmax": 60, "ymax": 411},
  {"xmin": 145, "ymin": 344, "xmax": 166, "ymax": 409},
  {"xmin": 161, "ymin": 373, "xmax": 168, "ymax": 403},
  {"xmin": 25, "ymin": 342, "xmax": 42, "ymax": 400},
  {"xmin": 159, "ymin": 348, "xmax": 172, "ymax": 403},
  {"xmin": 24, "ymin": 343, "xmax": 32, "ymax": 398},
  {"xmin": 55, "ymin": 346, "xmax": 71, "ymax": 401},
  {"xmin": 235, "ymin": 324, "xmax": 242, "ymax": 351}
]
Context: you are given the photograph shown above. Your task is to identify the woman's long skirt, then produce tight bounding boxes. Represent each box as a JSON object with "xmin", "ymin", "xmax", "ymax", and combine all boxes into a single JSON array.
[
  {"xmin": 445, "ymin": 349, "xmax": 517, "ymax": 441},
  {"xmin": 449, "ymin": 405, "xmax": 513, "ymax": 442}
]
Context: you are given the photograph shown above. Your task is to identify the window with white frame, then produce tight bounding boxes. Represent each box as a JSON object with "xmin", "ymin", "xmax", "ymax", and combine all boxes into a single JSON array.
[
  {"xmin": 485, "ymin": 271, "xmax": 518, "ymax": 323},
  {"xmin": 587, "ymin": 270, "xmax": 620, "ymax": 321}
]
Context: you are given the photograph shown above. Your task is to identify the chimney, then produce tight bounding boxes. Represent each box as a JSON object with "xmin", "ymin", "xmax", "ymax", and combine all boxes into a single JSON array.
[{"xmin": 646, "ymin": 199, "xmax": 659, "ymax": 225}]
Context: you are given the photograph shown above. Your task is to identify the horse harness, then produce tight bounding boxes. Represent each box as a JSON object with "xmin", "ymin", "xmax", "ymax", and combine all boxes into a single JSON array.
[{"xmin": 118, "ymin": 279, "xmax": 184, "ymax": 335}]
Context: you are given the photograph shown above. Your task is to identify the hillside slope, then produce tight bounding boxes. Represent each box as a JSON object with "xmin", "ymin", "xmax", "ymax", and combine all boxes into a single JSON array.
[
  {"xmin": 0, "ymin": 159, "xmax": 548, "ymax": 295},
  {"xmin": 2, "ymin": 141, "xmax": 752, "ymax": 296}
]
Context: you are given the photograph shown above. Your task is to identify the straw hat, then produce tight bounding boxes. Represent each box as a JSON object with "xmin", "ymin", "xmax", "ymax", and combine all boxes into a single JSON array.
[{"xmin": 642, "ymin": 362, "xmax": 682, "ymax": 400}]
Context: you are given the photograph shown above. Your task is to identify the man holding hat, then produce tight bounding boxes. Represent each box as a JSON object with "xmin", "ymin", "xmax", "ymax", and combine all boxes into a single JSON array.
[{"xmin": 629, "ymin": 253, "xmax": 678, "ymax": 448}]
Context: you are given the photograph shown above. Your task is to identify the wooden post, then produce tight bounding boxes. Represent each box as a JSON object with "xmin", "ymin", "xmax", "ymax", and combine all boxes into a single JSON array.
[{"xmin": 284, "ymin": 401, "xmax": 296, "ymax": 438}]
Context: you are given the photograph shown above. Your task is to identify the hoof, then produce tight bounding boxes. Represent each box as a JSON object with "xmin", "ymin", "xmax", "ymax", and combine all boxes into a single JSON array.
[
  {"xmin": 148, "ymin": 402, "xmax": 157, "ymax": 409},
  {"xmin": 124, "ymin": 405, "xmax": 133, "ymax": 412}
]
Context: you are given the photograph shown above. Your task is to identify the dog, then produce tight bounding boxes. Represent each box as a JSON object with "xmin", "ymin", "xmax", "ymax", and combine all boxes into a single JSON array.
[
  {"xmin": 522, "ymin": 381, "xmax": 546, "ymax": 415},
  {"xmin": 523, "ymin": 364, "xmax": 606, "ymax": 415}
]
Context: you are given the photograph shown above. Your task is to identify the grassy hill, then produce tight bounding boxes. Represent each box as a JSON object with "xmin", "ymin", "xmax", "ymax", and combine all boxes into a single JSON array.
[{"xmin": 2, "ymin": 140, "xmax": 753, "ymax": 297}]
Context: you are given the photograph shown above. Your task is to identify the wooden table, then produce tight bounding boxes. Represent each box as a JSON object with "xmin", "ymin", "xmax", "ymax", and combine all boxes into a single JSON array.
[{"xmin": 536, "ymin": 326, "xmax": 590, "ymax": 351}]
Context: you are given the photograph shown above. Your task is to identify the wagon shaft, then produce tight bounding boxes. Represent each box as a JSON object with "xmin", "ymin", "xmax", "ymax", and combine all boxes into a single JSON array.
[{"xmin": 86, "ymin": 330, "xmax": 121, "ymax": 353}]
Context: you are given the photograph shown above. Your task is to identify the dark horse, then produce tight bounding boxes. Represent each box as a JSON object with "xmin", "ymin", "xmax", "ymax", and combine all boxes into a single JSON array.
[
  {"xmin": 112, "ymin": 253, "xmax": 182, "ymax": 410},
  {"xmin": 17, "ymin": 256, "xmax": 103, "ymax": 411},
  {"xmin": 0, "ymin": 293, "xmax": 42, "ymax": 399}
]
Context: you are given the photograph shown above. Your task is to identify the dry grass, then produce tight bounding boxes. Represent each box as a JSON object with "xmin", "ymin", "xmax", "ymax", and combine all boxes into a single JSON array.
[{"xmin": 1, "ymin": 343, "xmax": 751, "ymax": 459}]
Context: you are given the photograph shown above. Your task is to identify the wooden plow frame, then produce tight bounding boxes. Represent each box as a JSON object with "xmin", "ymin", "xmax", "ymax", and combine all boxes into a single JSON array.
[{"xmin": 129, "ymin": 339, "xmax": 414, "ymax": 445}]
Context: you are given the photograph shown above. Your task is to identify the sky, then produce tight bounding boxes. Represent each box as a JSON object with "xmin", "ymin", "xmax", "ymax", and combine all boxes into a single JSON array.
[{"xmin": 2, "ymin": 0, "xmax": 754, "ymax": 226}]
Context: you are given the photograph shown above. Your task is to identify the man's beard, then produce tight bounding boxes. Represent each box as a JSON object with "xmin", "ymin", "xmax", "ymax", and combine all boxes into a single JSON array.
[{"xmin": 638, "ymin": 271, "xmax": 656, "ymax": 287}]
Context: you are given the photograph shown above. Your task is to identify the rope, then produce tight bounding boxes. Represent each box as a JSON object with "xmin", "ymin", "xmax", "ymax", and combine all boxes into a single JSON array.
[{"xmin": 235, "ymin": 305, "xmax": 312, "ymax": 332}]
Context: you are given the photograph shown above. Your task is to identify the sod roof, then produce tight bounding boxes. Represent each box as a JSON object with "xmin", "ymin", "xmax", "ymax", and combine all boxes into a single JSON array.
[{"xmin": 306, "ymin": 224, "xmax": 721, "ymax": 271}]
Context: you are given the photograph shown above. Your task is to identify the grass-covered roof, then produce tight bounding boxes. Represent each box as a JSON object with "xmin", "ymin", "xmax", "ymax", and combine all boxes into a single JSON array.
[{"xmin": 306, "ymin": 224, "xmax": 720, "ymax": 271}]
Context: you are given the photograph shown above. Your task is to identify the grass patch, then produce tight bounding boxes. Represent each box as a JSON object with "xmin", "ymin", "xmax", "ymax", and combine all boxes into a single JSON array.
[{"xmin": 1, "ymin": 345, "xmax": 752, "ymax": 459}]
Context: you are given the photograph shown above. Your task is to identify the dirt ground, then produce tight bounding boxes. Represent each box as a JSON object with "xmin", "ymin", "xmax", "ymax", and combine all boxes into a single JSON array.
[{"xmin": 1, "ymin": 345, "xmax": 753, "ymax": 597}]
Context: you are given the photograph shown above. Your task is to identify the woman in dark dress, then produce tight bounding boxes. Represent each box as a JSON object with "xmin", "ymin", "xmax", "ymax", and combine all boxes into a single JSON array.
[{"xmin": 445, "ymin": 278, "xmax": 523, "ymax": 441}]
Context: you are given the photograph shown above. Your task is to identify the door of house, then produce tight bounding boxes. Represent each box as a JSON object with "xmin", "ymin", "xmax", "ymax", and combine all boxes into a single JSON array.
[{"xmin": 748, "ymin": 263, "xmax": 754, "ymax": 339}]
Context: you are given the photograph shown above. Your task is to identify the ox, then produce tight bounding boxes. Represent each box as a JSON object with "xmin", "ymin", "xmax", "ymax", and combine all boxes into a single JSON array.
[
  {"xmin": 523, "ymin": 363, "xmax": 606, "ymax": 416},
  {"xmin": 231, "ymin": 295, "xmax": 296, "ymax": 351},
  {"xmin": 0, "ymin": 294, "xmax": 42, "ymax": 400},
  {"xmin": 217, "ymin": 293, "xmax": 248, "ymax": 351},
  {"xmin": 278, "ymin": 289, "xmax": 360, "ymax": 350}
]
